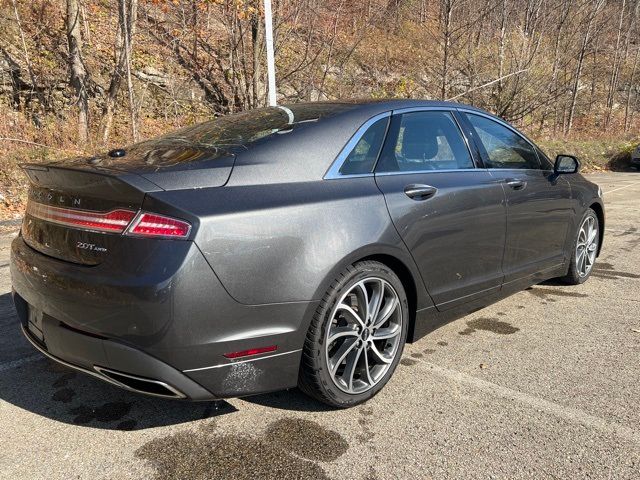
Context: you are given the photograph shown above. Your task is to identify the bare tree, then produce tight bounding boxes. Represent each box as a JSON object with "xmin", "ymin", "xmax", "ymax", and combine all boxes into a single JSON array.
[
  {"xmin": 100, "ymin": 0, "xmax": 138, "ymax": 144},
  {"xmin": 2, "ymin": 0, "xmax": 640, "ymax": 150},
  {"xmin": 439, "ymin": 0, "xmax": 455, "ymax": 99},
  {"xmin": 66, "ymin": 0, "xmax": 90, "ymax": 143},
  {"xmin": 539, "ymin": 0, "xmax": 571, "ymax": 132},
  {"xmin": 251, "ymin": 7, "xmax": 264, "ymax": 107},
  {"xmin": 623, "ymin": 2, "xmax": 640, "ymax": 132},
  {"xmin": 604, "ymin": 0, "xmax": 627, "ymax": 129},
  {"xmin": 11, "ymin": 0, "xmax": 46, "ymax": 114},
  {"xmin": 566, "ymin": 0, "xmax": 604, "ymax": 135},
  {"xmin": 122, "ymin": 0, "xmax": 138, "ymax": 142}
]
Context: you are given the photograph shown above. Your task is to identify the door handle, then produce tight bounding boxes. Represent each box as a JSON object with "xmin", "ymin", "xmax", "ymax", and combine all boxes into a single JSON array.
[
  {"xmin": 505, "ymin": 178, "xmax": 526, "ymax": 190},
  {"xmin": 404, "ymin": 184, "xmax": 438, "ymax": 200}
]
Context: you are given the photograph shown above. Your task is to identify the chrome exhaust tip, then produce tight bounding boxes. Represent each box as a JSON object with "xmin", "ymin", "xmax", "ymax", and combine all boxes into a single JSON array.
[{"xmin": 93, "ymin": 366, "xmax": 186, "ymax": 399}]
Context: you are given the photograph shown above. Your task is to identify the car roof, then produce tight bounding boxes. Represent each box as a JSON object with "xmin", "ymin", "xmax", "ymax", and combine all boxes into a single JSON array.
[
  {"xmin": 280, "ymin": 98, "xmax": 488, "ymax": 116},
  {"xmin": 227, "ymin": 99, "xmax": 496, "ymax": 186}
]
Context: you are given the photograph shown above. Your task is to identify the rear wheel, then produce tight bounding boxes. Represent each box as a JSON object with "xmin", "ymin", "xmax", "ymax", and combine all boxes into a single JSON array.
[
  {"xmin": 562, "ymin": 208, "xmax": 599, "ymax": 285},
  {"xmin": 299, "ymin": 261, "xmax": 408, "ymax": 408}
]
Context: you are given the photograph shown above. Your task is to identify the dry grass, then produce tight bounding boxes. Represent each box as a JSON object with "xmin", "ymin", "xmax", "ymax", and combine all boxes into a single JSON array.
[
  {"xmin": 536, "ymin": 138, "xmax": 638, "ymax": 172},
  {"xmin": 0, "ymin": 107, "xmax": 210, "ymax": 220}
]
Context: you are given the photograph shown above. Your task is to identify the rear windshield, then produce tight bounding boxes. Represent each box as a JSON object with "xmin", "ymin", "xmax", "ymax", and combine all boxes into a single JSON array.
[
  {"xmin": 149, "ymin": 103, "xmax": 357, "ymax": 150},
  {"xmin": 55, "ymin": 103, "xmax": 360, "ymax": 171}
]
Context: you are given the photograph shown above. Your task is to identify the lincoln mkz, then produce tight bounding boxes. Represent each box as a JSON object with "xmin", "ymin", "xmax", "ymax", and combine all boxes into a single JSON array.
[{"xmin": 11, "ymin": 100, "xmax": 604, "ymax": 407}]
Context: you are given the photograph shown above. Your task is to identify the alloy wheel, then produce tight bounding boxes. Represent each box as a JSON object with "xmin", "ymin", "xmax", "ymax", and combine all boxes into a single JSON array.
[
  {"xmin": 576, "ymin": 215, "xmax": 598, "ymax": 277},
  {"xmin": 325, "ymin": 277, "xmax": 403, "ymax": 394}
]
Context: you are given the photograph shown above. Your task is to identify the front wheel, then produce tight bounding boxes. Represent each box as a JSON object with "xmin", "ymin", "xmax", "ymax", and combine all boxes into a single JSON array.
[
  {"xmin": 298, "ymin": 261, "xmax": 408, "ymax": 408},
  {"xmin": 562, "ymin": 208, "xmax": 600, "ymax": 285}
]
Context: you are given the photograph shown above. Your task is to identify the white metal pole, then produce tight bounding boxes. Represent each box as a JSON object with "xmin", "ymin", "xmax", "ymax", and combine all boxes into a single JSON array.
[{"xmin": 263, "ymin": 0, "xmax": 277, "ymax": 106}]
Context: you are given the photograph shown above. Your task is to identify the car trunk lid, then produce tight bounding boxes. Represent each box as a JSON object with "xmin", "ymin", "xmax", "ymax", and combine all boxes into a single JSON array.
[
  {"xmin": 20, "ymin": 164, "xmax": 162, "ymax": 266},
  {"xmin": 20, "ymin": 141, "xmax": 234, "ymax": 266}
]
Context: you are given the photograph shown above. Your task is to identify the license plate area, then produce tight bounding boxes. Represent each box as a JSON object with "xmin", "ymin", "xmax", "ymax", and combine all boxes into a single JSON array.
[{"xmin": 27, "ymin": 305, "xmax": 45, "ymax": 344}]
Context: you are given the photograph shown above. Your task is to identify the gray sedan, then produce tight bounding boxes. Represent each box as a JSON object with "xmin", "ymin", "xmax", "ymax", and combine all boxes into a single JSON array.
[{"xmin": 10, "ymin": 100, "xmax": 604, "ymax": 407}]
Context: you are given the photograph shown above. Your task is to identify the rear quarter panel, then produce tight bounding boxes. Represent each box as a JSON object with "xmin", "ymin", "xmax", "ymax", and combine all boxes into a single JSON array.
[{"xmin": 143, "ymin": 178, "xmax": 432, "ymax": 308}]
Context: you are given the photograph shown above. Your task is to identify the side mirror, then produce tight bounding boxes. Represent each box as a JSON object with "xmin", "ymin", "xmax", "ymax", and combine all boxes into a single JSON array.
[{"xmin": 554, "ymin": 154, "xmax": 580, "ymax": 174}]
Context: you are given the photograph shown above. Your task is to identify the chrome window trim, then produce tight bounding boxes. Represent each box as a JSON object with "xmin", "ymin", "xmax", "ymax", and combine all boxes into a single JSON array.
[
  {"xmin": 451, "ymin": 110, "xmax": 481, "ymax": 169},
  {"xmin": 456, "ymin": 108, "xmax": 544, "ymax": 170},
  {"xmin": 323, "ymin": 111, "xmax": 391, "ymax": 180},
  {"xmin": 391, "ymin": 106, "xmax": 457, "ymax": 114},
  {"xmin": 375, "ymin": 168, "xmax": 482, "ymax": 177},
  {"xmin": 486, "ymin": 168, "xmax": 554, "ymax": 173},
  {"xmin": 325, "ymin": 173, "xmax": 374, "ymax": 179}
]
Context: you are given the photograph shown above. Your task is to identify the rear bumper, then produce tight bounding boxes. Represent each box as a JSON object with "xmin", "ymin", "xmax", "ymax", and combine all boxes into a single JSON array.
[
  {"xmin": 17, "ymin": 310, "xmax": 208, "ymax": 399},
  {"xmin": 11, "ymin": 235, "xmax": 316, "ymax": 400}
]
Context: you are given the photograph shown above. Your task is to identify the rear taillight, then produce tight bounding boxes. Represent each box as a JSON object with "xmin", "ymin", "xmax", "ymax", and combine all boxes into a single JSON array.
[
  {"xmin": 126, "ymin": 212, "xmax": 191, "ymax": 238},
  {"xmin": 26, "ymin": 202, "xmax": 136, "ymax": 234}
]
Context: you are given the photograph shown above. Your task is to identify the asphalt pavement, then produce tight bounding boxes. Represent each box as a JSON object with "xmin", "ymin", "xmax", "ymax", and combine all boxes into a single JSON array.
[{"xmin": 0, "ymin": 172, "xmax": 638, "ymax": 479}]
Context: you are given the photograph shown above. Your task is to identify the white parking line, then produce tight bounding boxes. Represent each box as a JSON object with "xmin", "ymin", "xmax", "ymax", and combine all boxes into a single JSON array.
[
  {"xmin": 0, "ymin": 354, "xmax": 42, "ymax": 373},
  {"xmin": 424, "ymin": 362, "xmax": 640, "ymax": 446},
  {"xmin": 605, "ymin": 228, "xmax": 640, "ymax": 233},
  {"xmin": 603, "ymin": 182, "xmax": 640, "ymax": 195}
]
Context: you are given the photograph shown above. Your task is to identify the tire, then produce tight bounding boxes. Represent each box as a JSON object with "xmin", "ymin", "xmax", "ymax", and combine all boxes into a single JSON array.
[
  {"xmin": 298, "ymin": 260, "xmax": 409, "ymax": 408},
  {"xmin": 561, "ymin": 208, "xmax": 600, "ymax": 285}
]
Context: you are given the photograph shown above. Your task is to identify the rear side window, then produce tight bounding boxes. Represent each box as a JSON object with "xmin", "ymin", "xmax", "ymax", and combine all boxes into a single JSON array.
[
  {"xmin": 339, "ymin": 117, "xmax": 389, "ymax": 175},
  {"xmin": 465, "ymin": 113, "xmax": 540, "ymax": 170},
  {"xmin": 376, "ymin": 111, "xmax": 474, "ymax": 173}
]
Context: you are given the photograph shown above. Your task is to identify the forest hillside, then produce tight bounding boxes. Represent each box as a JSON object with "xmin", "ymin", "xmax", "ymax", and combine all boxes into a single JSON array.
[{"xmin": 1, "ymin": 0, "xmax": 639, "ymax": 219}]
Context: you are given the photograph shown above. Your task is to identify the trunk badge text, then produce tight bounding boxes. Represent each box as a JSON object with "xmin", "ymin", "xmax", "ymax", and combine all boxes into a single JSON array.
[
  {"xmin": 76, "ymin": 242, "xmax": 107, "ymax": 253},
  {"xmin": 31, "ymin": 189, "xmax": 81, "ymax": 207}
]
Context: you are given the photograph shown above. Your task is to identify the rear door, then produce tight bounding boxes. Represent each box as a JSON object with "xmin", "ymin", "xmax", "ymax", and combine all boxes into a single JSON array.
[
  {"xmin": 460, "ymin": 111, "xmax": 572, "ymax": 282},
  {"xmin": 374, "ymin": 108, "xmax": 507, "ymax": 310}
]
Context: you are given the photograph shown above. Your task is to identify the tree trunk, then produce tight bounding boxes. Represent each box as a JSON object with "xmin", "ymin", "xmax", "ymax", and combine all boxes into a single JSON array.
[
  {"xmin": 251, "ymin": 11, "xmax": 263, "ymax": 108},
  {"xmin": 66, "ymin": 0, "xmax": 89, "ymax": 144},
  {"xmin": 566, "ymin": 0, "xmax": 603, "ymax": 135},
  {"xmin": 12, "ymin": 0, "xmax": 47, "ymax": 114},
  {"xmin": 495, "ymin": 0, "xmax": 508, "ymax": 113},
  {"xmin": 624, "ymin": 45, "xmax": 640, "ymax": 132},
  {"xmin": 543, "ymin": 1, "xmax": 569, "ymax": 133},
  {"xmin": 604, "ymin": 0, "xmax": 626, "ymax": 129},
  {"xmin": 100, "ymin": 18, "xmax": 125, "ymax": 144},
  {"xmin": 122, "ymin": 0, "xmax": 138, "ymax": 142},
  {"xmin": 587, "ymin": 33, "xmax": 600, "ymax": 114},
  {"xmin": 440, "ymin": 0, "xmax": 454, "ymax": 100},
  {"xmin": 100, "ymin": 0, "xmax": 138, "ymax": 144}
]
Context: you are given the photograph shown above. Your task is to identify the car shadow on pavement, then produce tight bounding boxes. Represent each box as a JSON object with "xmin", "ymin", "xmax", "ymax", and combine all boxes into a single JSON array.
[
  {"xmin": 243, "ymin": 388, "xmax": 334, "ymax": 413},
  {"xmin": 0, "ymin": 293, "xmax": 237, "ymax": 430},
  {"xmin": 538, "ymin": 278, "xmax": 569, "ymax": 287}
]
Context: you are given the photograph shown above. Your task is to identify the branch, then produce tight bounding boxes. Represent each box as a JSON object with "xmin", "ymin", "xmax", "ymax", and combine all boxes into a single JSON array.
[
  {"xmin": 0, "ymin": 138, "xmax": 84, "ymax": 153},
  {"xmin": 446, "ymin": 69, "xmax": 529, "ymax": 101}
]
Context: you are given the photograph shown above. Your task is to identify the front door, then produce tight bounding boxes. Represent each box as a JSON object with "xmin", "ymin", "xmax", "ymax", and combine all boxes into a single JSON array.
[
  {"xmin": 374, "ymin": 109, "xmax": 507, "ymax": 310},
  {"xmin": 461, "ymin": 111, "xmax": 573, "ymax": 282}
]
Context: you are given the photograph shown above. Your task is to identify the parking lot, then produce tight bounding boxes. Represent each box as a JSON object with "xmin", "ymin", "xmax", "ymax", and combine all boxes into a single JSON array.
[{"xmin": 0, "ymin": 172, "xmax": 638, "ymax": 480}]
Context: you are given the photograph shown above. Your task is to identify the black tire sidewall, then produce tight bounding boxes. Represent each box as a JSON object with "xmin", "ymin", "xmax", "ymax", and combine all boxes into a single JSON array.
[
  {"xmin": 307, "ymin": 261, "xmax": 409, "ymax": 408},
  {"xmin": 566, "ymin": 208, "xmax": 599, "ymax": 284}
]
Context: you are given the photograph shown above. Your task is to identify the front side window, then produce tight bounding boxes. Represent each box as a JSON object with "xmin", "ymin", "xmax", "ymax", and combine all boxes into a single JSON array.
[
  {"xmin": 465, "ymin": 113, "xmax": 540, "ymax": 170},
  {"xmin": 376, "ymin": 111, "xmax": 474, "ymax": 173},
  {"xmin": 534, "ymin": 146, "xmax": 554, "ymax": 170},
  {"xmin": 339, "ymin": 117, "xmax": 389, "ymax": 175}
]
